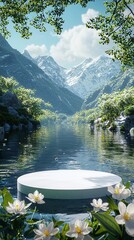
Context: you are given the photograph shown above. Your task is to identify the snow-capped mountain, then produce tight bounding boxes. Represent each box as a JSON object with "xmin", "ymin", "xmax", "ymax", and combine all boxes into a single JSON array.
[
  {"xmin": 64, "ymin": 55, "xmax": 121, "ymax": 99},
  {"xmin": 32, "ymin": 54, "xmax": 121, "ymax": 99},
  {"xmin": 35, "ymin": 56, "xmax": 65, "ymax": 87},
  {"xmin": 0, "ymin": 34, "xmax": 83, "ymax": 114}
]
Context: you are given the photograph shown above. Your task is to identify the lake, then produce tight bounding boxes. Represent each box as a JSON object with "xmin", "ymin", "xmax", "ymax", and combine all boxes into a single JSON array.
[{"xmin": 0, "ymin": 124, "xmax": 134, "ymax": 213}]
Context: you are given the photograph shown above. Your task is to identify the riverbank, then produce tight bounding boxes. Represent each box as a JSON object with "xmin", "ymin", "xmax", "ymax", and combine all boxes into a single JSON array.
[{"xmin": 0, "ymin": 91, "xmax": 40, "ymax": 141}]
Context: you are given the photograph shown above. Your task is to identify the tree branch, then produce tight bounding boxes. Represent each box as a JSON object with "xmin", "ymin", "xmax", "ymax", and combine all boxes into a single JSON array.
[{"xmin": 124, "ymin": 2, "xmax": 134, "ymax": 17}]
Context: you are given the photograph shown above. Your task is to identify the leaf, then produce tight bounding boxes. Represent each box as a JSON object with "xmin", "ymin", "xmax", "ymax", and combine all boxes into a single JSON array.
[
  {"xmin": 93, "ymin": 212, "xmax": 122, "ymax": 239},
  {"xmin": 54, "ymin": 220, "xmax": 64, "ymax": 227},
  {"xmin": 1, "ymin": 188, "xmax": 13, "ymax": 209},
  {"xmin": 95, "ymin": 224, "xmax": 107, "ymax": 236},
  {"xmin": 61, "ymin": 223, "xmax": 69, "ymax": 236},
  {"xmin": 107, "ymin": 196, "xmax": 118, "ymax": 211},
  {"xmin": 125, "ymin": 181, "xmax": 131, "ymax": 189}
]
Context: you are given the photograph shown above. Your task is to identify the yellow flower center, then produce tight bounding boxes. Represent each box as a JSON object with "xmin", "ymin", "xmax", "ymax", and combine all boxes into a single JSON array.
[
  {"xmin": 15, "ymin": 204, "xmax": 20, "ymax": 210},
  {"xmin": 115, "ymin": 188, "xmax": 120, "ymax": 194},
  {"xmin": 124, "ymin": 212, "xmax": 130, "ymax": 221},
  {"xmin": 44, "ymin": 229, "xmax": 50, "ymax": 236},
  {"xmin": 75, "ymin": 226, "xmax": 82, "ymax": 234},
  {"xmin": 34, "ymin": 196, "xmax": 39, "ymax": 201}
]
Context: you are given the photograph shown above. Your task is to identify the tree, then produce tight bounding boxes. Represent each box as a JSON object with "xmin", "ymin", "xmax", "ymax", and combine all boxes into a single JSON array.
[
  {"xmin": 86, "ymin": 0, "xmax": 134, "ymax": 67},
  {"xmin": 97, "ymin": 87, "xmax": 134, "ymax": 122},
  {"xmin": 0, "ymin": 76, "xmax": 18, "ymax": 92},
  {"xmin": 0, "ymin": 0, "xmax": 91, "ymax": 38},
  {"xmin": 0, "ymin": 0, "xmax": 133, "ymax": 66}
]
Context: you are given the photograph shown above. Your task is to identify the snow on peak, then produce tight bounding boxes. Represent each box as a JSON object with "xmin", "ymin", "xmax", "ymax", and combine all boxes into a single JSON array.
[
  {"xmin": 64, "ymin": 55, "xmax": 121, "ymax": 99},
  {"xmin": 30, "ymin": 54, "xmax": 121, "ymax": 99},
  {"xmin": 35, "ymin": 55, "xmax": 65, "ymax": 86}
]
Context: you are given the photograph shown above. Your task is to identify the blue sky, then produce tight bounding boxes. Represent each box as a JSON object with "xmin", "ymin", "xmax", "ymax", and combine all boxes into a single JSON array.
[{"xmin": 7, "ymin": 0, "xmax": 112, "ymax": 68}]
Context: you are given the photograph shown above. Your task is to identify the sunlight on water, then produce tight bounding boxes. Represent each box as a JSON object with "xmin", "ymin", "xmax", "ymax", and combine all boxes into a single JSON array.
[{"xmin": 0, "ymin": 124, "xmax": 134, "ymax": 200}]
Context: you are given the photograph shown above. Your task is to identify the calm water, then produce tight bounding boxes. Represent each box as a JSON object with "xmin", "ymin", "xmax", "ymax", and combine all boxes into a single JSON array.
[{"xmin": 0, "ymin": 124, "xmax": 134, "ymax": 213}]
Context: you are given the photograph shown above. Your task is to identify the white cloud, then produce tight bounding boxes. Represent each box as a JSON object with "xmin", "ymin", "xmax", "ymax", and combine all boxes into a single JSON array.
[
  {"xmin": 24, "ymin": 9, "xmax": 113, "ymax": 68},
  {"xmin": 81, "ymin": 8, "xmax": 99, "ymax": 24},
  {"xmin": 50, "ymin": 9, "xmax": 113, "ymax": 68},
  {"xmin": 25, "ymin": 44, "xmax": 48, "ymax": 58}
]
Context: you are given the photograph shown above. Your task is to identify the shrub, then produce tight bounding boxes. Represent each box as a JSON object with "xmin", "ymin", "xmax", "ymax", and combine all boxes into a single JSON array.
[{"xmin": 124, "ymin": 105, "xmax": 134, "ymax": 116}]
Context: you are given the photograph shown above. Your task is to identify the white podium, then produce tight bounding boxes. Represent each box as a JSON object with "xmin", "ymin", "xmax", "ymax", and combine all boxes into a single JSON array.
[{"xmin": 17, "ymin": 170, "xmax": 121, "ymax": 199}]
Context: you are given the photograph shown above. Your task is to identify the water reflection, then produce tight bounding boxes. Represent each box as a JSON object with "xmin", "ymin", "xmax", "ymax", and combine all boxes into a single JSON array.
[{"xmin": 0, "ymin": 124, "xmax": 134, "ymax": 197}]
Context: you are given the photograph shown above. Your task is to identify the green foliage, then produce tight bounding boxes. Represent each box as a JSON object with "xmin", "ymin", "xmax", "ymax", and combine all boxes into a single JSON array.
[
  {"xmin": 0, "ymin": 76, "xmax": 46, "ymax": 121},
  {"xmin": 14, "ymin": 87, "xmax": 44, "ymax": 119},
  {"xmin": 0, "ymin": 76, "xmax": 18, "ymax": 92},
  {"xmin": 40, "ymin": 109, "xmax": 60, "ymax": 124},
  {"xmin": 0, "ymin": 1, "xmax": 133, "ymax": 66},
  {"xmin": 70, "ymin": 108, "xmax": 98, "ymax": 124},
  {"xmin": 98, "ymin": 87, "xmax": 134, "ymax": 122},
  {"xmin": 0, "ymin": 0, "xmax": 92, "ymax": 38},
  {"xmin": 93, "ymin": 212, "xmax": 122, "ymax": 239},
  {"xmin": 70, "ymin": 87, "xmax": 134, "ymax": 127},
  {"xmin": 87, "ymin": 0, "xmax": 134, "ymax": 67},
  {"xmin": 124, "ymin": 105, "xmax": 134, "ymax": 116}
]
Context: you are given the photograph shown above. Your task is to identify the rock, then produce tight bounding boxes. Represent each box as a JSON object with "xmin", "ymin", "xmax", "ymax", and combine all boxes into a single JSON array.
[
  {"xmin": 124, "ymin": 115, "xmax": 134, "ymax": 131},
  {"xmin": 2, "ymin": 91, "xmax": 21, "ymax": 108},
  {"xmin": 27, "ymin": 121, "xmax": 33, "ymax": 130},
  {"xmin": 4, "ymin": 123, "xmax": 11, "ymax": 132},
  {"xmin": 18, "ymin": 124, "xmax": 24, "ymax": 130},
  {"xmin": 130, "ymin": 127, "xmax": 134, "ymax": 136},
  {"xmin": 12, "ymin": 124, "xmax": 19, "ymax": 130},
  {"xmin": 94, "ymin": 118, "xmax": 102, "ymax": 124},
  {"xmin": 108, "ymin": 122, "xmax": 117, "ymax": 131},
  {"xmin": 8, "ymin": 106, "xmax": 19, "ymax": 117},
  {"xmin": 0, "ymin": 127, "xmax": 4, "ymax": 141}
]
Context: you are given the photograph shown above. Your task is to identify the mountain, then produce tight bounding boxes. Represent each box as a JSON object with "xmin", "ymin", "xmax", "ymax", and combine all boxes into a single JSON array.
[
  {"xmin": 63, "ymin": 56, "xmax": 121, "ymax": 99},
  {"xmin": 31, "ymin": 54, "xmax": 121, "ymax": 100},
  {"xmin": 0, "ymin": 34, "xmax": 13, "ymax": 51},
  {"xmin": 23, "ymin": 50, "xmax": 36, "ymax": 63},
  {"xmin": 0, "ymin": 35, "xmax": 83, "ymax": 115},
  {"xmin": 82, "ymin": 68, "xmax": 134, "ymax": 109},
  {"xmin": 35, "ymin": 56, "xmax": 65, "ymax": 87}
]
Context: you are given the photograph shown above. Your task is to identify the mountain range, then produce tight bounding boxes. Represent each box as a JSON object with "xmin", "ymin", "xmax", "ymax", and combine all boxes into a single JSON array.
[
  {"xmin": 0, "ymin": 34, "xmax": 133, "ymax": 114},
  {"xmin": 33, "ymin": 53, "xmax": 124, "ymax": 99},
  {"xmin": 0, "ymin": 34, "xmax": 82, "ymax": 115},
  {"xmin": 28, "ymin": 51, "xmax": 133, "ymax": 109},
  {"xmin": 82, "ymin": 68, "xmax": 134, "ymax": 109}
]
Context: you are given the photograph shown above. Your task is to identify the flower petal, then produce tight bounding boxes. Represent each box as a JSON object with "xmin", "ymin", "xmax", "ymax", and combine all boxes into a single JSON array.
[
  {"xmin": 118, "ymin": 202, "xmax": 126, "ymax": 216},
  {"xmin": 98, "ymin": 198, "xmax": 102, "ymax": 205},
  {"xmin": 125, "ymin": 220, "xmax": 134, "ymax": 237},
  {"xmin": 108, "ymin": 186, "xmax": 114, "ymax": 194},
  {"xmin": 33, "ymin": 229, "xmax": 43, "ymax": 236},
  {"xmin": 127, "ymin": 203, "xmax": 134, "ymax": 216},
  {"xmin": 122, "ymin": 189, "xmax": 131, "ymax": 199},
  {"xmin": 66, "ymin": 230, "xmax": 78, "ymax": 238},
  {"xmin": 115, "ymin": 215, "xmax": 125, "ymax": 225}
]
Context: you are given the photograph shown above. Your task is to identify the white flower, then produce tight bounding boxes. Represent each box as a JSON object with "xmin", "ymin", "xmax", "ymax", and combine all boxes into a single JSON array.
[
  {"xmin": 115, "ymin": 202, "xmax": 134, "ymax": 237},
  {"xmin": 90, "ymin": 198, "xmax": 109, "ymax": 212},
  {"xmin": 108, "ymin": 183, "xmax": 131, "ymax": 200},
  {"xmin": 34, "ymin": 222, "xmax": 59, "ymax": 240},
  {"xmin": 66, "ymin": 219, "xmax": 92, "ymax": 240},
  {"xmin": 6, "ymin": 199, "xmax": 31, "ymax": 215},
  {"xmin": 26, "ymin": 190, "xmax": 45, "ymax": 204}
]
